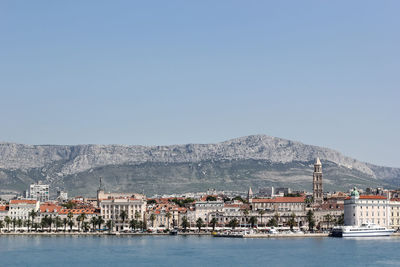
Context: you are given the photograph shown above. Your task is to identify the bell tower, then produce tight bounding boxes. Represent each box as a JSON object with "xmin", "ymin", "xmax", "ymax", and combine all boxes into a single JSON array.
[{"xmin": 313, "ymin": 158, "xmax": 323, "ymax": 203}]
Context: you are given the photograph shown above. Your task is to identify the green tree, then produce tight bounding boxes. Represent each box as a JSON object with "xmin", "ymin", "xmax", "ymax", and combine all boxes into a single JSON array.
[
  {"xmin": 166, "ymin": 212, "xmax": 172, "ymax": 229},
  {"xmin": 4, "ymin": 216, "xmax": 11, "ymax": 231},
  {"xmin": 258, "ymin": 210, "xmax": 266, "ymax": 226},
  {"xmin": 243, "ymin": 209, "xmax": 250, "ymax": 227},
  {"xmin": 129, "ymin": 219, "xmax": 138, "ymax": 230},
  {"xmin": 288, "ymin": 213, "xmax": 297, "ymax": 231},
  {"xmin": 228, "ymin": 218, "xmax": 239, "ymax": 229},
  {"xmin": 181, "ymin": 216, "xmax": 189, "ymax": 232},
  {"xmin": 33, "ymin": 222, "xmax": 39, "ymax": 232},
  {"xmin": 119, "ymin": 210, "xmax": 128, "ymax": 231},
  {"xmin": 210, "ymin": 218, "xmax": 218, "ymax": 231},
  {"xmin": 29, "ymin": 209, "xmax": 37, "ymax": 228},
  {"xmin": 55, "ymin": 216, "xmax": 62, "ymax": 232},
  {"xmin": 149, "ymin": 213, "xmax": 156, "ymax": 228},
  {"xmin": 337, "ymin": 213, "xmax": 344, "ymax": 226},
  {"xmin": 106, "ymin": 220, "xmax": 114, "ymax": 233},
  {"xmin": 206, "ymin": 196, "xmax": 217, "ymax": 201},
  {"xmin": 306, "ymin": 210, "xmax": 315, "ymax": 231},
  {"xmin": 82, "ymin": 221, "xmax": 90, "ymax": 232},
  {"xmin": 68, "ymin": 219, "xmax": 74, "ymax": 231},
  {"xmin": 0, "ymin": 220, "xmax": 4, "ymax": 232},
  {"xmin": 324, "ymin": 214, "xmax": 333, "ymax": 230},
  {"xmin": 62, "ymin": 218, "xmax": 68, "ymax": 231},
  {"xmin": 90, "ymin": 217, "xmax": 98, "ymax": 231},
  {"xmin": 196, "ymin": 218, "xmax": 204, "ymax": 232},
  {"xmin": 12, "ymin": 218, "xmax": 17, "ymax": 231},
  {"xmin": 16, "ymin": 218, "xmax": 23, "ymax": 229},
  {"xmin": 26, "ymin": 219, "xmax": 31, "ymax": 232},
  {"xmin": 249, "ymin": 216, "xmax": 258, "ymax": 228},
  {"xmin": 97, "ymin": 216, "xmax": 105, "ymax": 229},
  {"xmin": 135, "ymin": 211, "xmax": 141, "ymax": 220},
  {"xmin": 267, "ymin": 215, "xmax": 278, "ymax": 227}
]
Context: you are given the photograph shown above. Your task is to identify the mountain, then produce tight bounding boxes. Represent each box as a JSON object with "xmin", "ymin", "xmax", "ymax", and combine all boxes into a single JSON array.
[{"xmin": 1, "ymin": 135, "xmax": 399, "ymax": 196}]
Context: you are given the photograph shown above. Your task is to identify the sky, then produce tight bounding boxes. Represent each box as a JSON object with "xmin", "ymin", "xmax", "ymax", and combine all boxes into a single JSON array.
[{"xmin": 0, "ymin": 1, "xmax": 399, "ymax": 167}]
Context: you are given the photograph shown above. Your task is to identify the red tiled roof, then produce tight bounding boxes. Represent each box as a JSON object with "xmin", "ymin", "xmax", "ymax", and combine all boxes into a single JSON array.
[
  {"xmin": 10, "ymin": 199, "xmax": 37, "ymax": 204},
  {"xmin": 58, "ymin": 208, "xmax": 96, "ymax": 215},
  {"xmin": 0, "ymin": 205, "xmax": 9, "ymax": 211},
  {"xmin": 40, "ymin": 204, "xmax": 62, "ymax": 213},
  {"xmin": 345, "ymin": 195, "xmax": 387, "ymax": 200},
  {"xmin": 252, "ymin": 197, "xmax": 305, "ymax": 203}
]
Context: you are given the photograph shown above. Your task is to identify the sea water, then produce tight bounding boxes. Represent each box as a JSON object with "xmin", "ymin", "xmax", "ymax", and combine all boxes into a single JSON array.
[{"xmin": 0, "ymin": 235, "xmax": 399, "ymax": 266}]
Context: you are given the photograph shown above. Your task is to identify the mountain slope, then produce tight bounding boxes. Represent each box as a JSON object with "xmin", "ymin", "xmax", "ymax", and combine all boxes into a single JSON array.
[{"xmin": 0, "ymin": 135, "xmax": 399, "ymax": 196}]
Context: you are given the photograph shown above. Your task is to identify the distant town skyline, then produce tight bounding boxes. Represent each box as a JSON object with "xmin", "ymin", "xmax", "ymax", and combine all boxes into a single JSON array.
[{"xmin": 1, "ymin": 1, "xmax": 399, "ymax": 167}]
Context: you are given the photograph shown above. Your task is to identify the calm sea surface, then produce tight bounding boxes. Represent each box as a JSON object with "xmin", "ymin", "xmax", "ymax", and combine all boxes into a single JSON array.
[{"xmin": 0, "ymin": 235, "xmax": 399, "ymax": 266}]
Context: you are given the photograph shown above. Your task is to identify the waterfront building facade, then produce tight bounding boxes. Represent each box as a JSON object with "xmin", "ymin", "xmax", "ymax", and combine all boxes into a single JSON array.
[{"xmin": 9, "ymin": 199, "xmax": 39, "ymax": 220}]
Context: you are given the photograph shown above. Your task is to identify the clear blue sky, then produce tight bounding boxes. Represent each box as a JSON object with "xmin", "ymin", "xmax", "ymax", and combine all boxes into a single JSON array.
[{"xmin": 1, "ymin": 1, "xmax": 399, "ymax": 167}]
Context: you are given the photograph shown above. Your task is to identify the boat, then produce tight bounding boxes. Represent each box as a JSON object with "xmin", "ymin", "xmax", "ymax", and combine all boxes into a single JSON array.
[
  {"xmin": 330, "ymin": 222, "xmax": 395, "ymax": 237},
  {"xmin": 170, "ymin": 228, "xmax": 178, "ymax": 235}
]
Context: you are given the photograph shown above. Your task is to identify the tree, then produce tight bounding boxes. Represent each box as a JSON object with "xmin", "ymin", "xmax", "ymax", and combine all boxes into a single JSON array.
[
  {"xmin": 135, "ymin": 211, "xmax": 141, "ymax": 221},
  {"xmin": 90, "ymin": 217, "xmax": 98, "ymax": 231},
  {"xmin": 288, "ymin": 213, "xmax": 297, "ymax": 231},
  {"xmin": 166, "ymin": 212, "xmax": 172, "ymax": 229},
  {"xmin": 106, "ymin": 220, "xmax": 114, "ymax": 233},
  {"xmin": 33, "ymin": 223, "xmax": 39, "ymax": 232},
  {"xmin": 267, "ymin": 216, "xmax": 278, "ymax": 227},
  {"xmin": 68, "ymin": 220, "xmax": 74, "ymax": 231},
  {"xmin": 47, "ymin": 216, "xmax": 54, "ymax": 232},
  {"xmin": 12, "ymin": 218, "xmax": 17, "ymax": 231},
  {"xmin": 249, "ymin": 216, "xmax": 257, "ymax": 228},
  {"xmin": 4, "ymin": 216, "xmax": 11, "ymax": 231},
  {"xmin": 129, "ymin": 219, "xmax": 138, "ymax": 230},
  {"xmin": 29, "ymin": 209, "xmax": 37, "ymax": 228},
  {"xmin": 196, "ymin": 218, "xmax": 204, "ymax": 232},
  {"xmin": 97, "ymin": 216, "xmax": 105, "ymax": 230},
  {"xmin": 210, "ymin": 218, "xmax": 218, "ymax": 231},
  {"xmin": 82, "ymin": 222, "xmax": 90, "ymax": 232},
  {"xmin": 119, "ymin": 210, "xmax": 128, "ymax": 231},
  {"xmin": 55, "ymin": 216, "xmax": 62, "ymax": 232},
  {"xmin": 181, "ymin": 216, "xmax": 189, "ymax": 232},
  {"xmin": 306, "ymin": 210, "xmax": 315, "ymax": 232},
  {"xmin": 63, "ymin": 200, "xmax": 77, "ymax": 209},
  {"xmin": 77, "ymin": 213, "xmax": 87, "ymax": 232},
  {"xmin": 16, "ymin": 218, "xmax": 23, "ymax": 229},
  {"xmin": 0, "ymin": 220, "xmax": 4, "ymax": 232},
  {"xmin": 149, "ymin": 214, "xmax": 156, "ymax": 228},
  {"xmin": 258, "ymin": 210, "xmax": 266, "ymax": 226},
  {"xmin": 62, "ymin": 218, "xmax": 68, "ymax": 232},
  {"xmin": 337, "ymin": 213, "xmax": 344, "ymax": 226},
  {"xmin": 228, "ymin": 219, "xmax": 239, "ymax": 229},
  {"xmin": 324, "ymin": 214, "xmax": 333, "ymax": 230},
  {"xmin": 26, "ymin": 219, "xmax": 31, "ymax": 232}
]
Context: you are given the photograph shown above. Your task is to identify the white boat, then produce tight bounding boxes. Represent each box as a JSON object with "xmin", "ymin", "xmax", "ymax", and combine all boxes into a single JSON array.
[{"xmin": 331, "ymin": 222, "xmax": 395, "ymax": 237}]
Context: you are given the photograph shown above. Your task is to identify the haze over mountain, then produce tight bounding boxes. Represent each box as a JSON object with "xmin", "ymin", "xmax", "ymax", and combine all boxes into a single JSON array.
[{"xmin": 1, "ymin": 135, "xmax": 399, "ymax": 196}]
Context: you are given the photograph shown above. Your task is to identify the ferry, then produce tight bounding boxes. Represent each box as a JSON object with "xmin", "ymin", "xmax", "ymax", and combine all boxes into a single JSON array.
[{"xmin": 330, "ymin": 222, "xmax": 395, "ymax": 237}]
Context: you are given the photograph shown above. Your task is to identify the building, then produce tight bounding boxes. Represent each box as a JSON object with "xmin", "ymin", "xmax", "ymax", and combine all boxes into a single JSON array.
[
  {"xmin": 344, "ymin": 188, "xmax": 389, "ymax": 227},
  {"xmin": 57, "ymin": 191, "xmax": 68, "ymax": 202},
  {"xmin": 313, "ymin": 158, "xmax": 323, "ymax": 204},
  {"xmin": 193, "ymin": 200, "xmax": 224, "ymax": 223},
  {"xmin": 29, "ymin": 182, "xmax": 50, "ymax": 202},
  {"xmin": 100, "ymin": 197, "xmax": 146, "ymax": 231},
  {"xmin": 389, "ymin": 199, "xmax": 400, "ymax": 230},
  {"xmin": 8, "ymin": 199, "xmax": 39, "ymax": 220},
  {"xmin": 0, "ymin": 205, "xmax": 9, "ymax": 221},
  {"xmin": 250, "ymin": 196, "xmax": 306, "ymax": 212}
]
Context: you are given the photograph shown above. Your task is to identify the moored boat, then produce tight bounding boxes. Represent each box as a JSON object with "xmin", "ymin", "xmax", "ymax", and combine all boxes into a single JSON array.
[{"xmin": 331, "ymin": 222, "xmax": 395, "ymax": 237}]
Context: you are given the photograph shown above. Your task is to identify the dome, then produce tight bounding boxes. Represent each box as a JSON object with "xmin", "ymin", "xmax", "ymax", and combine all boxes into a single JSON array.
[{"xmin": 351, "ymin": 187, "xmax": 359, "ymax": 198}]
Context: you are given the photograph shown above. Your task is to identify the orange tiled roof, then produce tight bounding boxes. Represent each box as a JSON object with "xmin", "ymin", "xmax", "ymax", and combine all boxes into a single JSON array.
[
  {"xmin": 40, "ymin": 204, "xmax": 62, "ymax": 213},
  {"xmin": 345, "ymin": 195, "xmax": 387, "ymax": 200},
  {"xmin": 252, "ymin": 197, "xmax": 305, "ymax": 203},
  {"xmin": 10, "ymin": 199, "xmax": 37, "ymax": 204},
  {"xmin": 58, "ymin": 208, "xmax": 96, "ymax": 215},
  {"xmin": 0, "ymin": 205, "xmax": 9, "ymax": 211}
]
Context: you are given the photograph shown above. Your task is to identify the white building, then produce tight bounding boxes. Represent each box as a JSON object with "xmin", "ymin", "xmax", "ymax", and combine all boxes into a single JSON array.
[
  {"xmin": 344, "ymin": 188, "xmax": 389, "ymax": 227},
  {"xmin": 9, "ymin": 199, "xmax": 40, "ymax": 220},
  {"xmin": 29, "ymin": 182, "xmax": 50, "ymax": 202},
  {"xmin": 100, "ymin": 197, "xmax": 146, "ymax": 231},
  {"xmin": 194, "ymin": 201, "xmax": 224, "ymax": 223}
]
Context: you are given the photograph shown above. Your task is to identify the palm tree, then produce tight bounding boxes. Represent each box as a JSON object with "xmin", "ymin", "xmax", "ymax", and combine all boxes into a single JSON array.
[
  {"xmin": 149, "ymin": 213, "xmax": 156, "ymax": 228},
  {"xmin": 4, "ymin": 216, "xmax": 11, "ymax": 231},
  {"xmin": 48, "ymin": 216, "xmax": 54, "ymax": 232},
  {"xmin": 82, "ymin": 221, "xmax": 90, "ymax": 232},
  {"xmin": 16, "ymin": 218, "xmax": 23, "ymax": 230},
  {"xmin": 306, "ymin": 210, "xmax": 315, "ymax": 232},
  {"xmin": 79, "ymin": 213, "xmax": 87, "ymax": 232},
  {"xmin": 67, "ymin": 212, "xmax": 74, "ymax": 231},
  {"xmin": 106, "ymin": 220, "xmax": 114, "ymax": 233},
  {"xmin": 288, "ymin": 213, "xmax": 297, "ymax": 231},
  {"xmin": 26, "ymin": 219, "xmax": 31, "ymax": 232},
  {"xmin": 12, "ymin": 218, "xmax": 17, "ymax": 231},
  {"xmin": 165, "ymin": 212, "xmax": 172, "ymax": 229},
  {"xmin": 181, "ymin": 216, "xmax": 189, "ymax": 232},
  {"xmin": 258, "ymin": 210, "xmax": 266, "ymax": 226},
  {"xmin": 210, "ymin": 218, "xmax": 218, "ymax": 231},
  {"xmin": 228, "ymin": 218, "xmax": 239, "ymax": 230},
  {"xmin": 33, "ymin": 222, "xmax": 39, "ymax": 232},
  {"xmin": 90, "ymin": 217, "xmax": 98, "ymax": 231},
  {"xmin": 196, "ymin": 218, "xmax": 204, "ymax": 232},
  {"xmin": 129, "ymin": 219, "xmax": 137, "ymax": 231},
  {"xmin": 97, "ymin": 216, "xmax": 105, "ymax": 230},
  {"xmin": 29, "ymin": 209, "xmax": 37, "ymax": 227},
  {"xmin": 324, "ymin": 214, "xmax": 333, "ymax": 230},
  {"xmin": 249, "ymin": 216, "xmax": 257, "ymax": 228},
  {"xmin": 55, "ymin": 216, "xmax": 62, "ymax": 232},
  {"xmin": 0, "ymin": 220, "xmax": 4, "ymax": 232},
  {"xmin": 242, "ymin": 209, "xmax": 250, "ymax": 227},
  {"xmin": 62, "ymin": 218, "xmax": 68, "ymax": 232},
  {"xmin": 337, "ymin": 213, "xmax": 344, "ymax": 226},
  {"xmin": 119, "ymin": 210, "xmax": 128, "ymax": 231}
]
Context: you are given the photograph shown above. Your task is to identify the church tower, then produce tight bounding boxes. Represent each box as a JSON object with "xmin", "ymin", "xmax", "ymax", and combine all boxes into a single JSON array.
[{"xmin": 313, "ymin": 158, "xmax": 323, "ymax": 203}]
